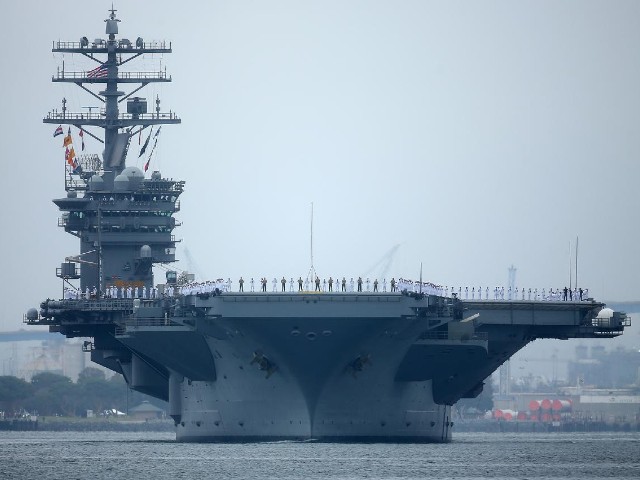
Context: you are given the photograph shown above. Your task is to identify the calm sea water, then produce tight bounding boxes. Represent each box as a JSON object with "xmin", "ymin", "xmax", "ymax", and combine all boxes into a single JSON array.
[{"xmin": 0, "ymin": 431, "xmax": 638, "ymax": 479}]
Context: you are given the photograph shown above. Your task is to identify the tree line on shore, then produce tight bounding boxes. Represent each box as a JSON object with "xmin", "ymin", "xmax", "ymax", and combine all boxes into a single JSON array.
[
  {"xmin": 0, "ymin": 368, "xmax": 166, "ymax": 418},
  {"xmin": 1, "ymin": 367, "xmax": 494, "ymax": 420}
]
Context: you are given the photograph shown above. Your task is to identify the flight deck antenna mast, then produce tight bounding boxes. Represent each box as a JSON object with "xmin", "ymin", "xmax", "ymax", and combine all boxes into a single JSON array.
[
  {"xmin": 43, "ymin": 8, "xmax": 182, "ymax": 295},
  {"xmin": 306, "ymin": 202, "xmax": 318, "ymax": 287}
]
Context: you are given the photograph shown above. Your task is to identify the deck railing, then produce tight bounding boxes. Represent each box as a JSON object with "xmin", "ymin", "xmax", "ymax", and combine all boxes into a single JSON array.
[{"xmin": 419, "ymin": 330, "xmax": 488, "ymax": 342}]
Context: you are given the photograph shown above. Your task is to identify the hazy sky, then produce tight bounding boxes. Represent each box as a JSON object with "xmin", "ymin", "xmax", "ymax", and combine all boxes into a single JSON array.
[{"xmin": 1, "ymin": 1, "xmax": 639, "ymax": 333}]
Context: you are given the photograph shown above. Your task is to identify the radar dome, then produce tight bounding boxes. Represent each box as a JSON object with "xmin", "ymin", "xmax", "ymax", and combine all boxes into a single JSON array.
[
  {"xmin": 122, "ymin": 166, "xmax": 144, "ymax": 188},
  {"xmin": 114, "ymin": 174, "xmax": 130, "ymax": 191},
  {"xmin": 140, "ymin": 245, "xmax": 152, "ymax": 258},
  {"xmin": 26, "ymin": 308, "xmax": 38, "ymax": 321},
  {"xmin": 67, "ymin": 190, "xmax": 78, "ymax": 198},
  {"xmin": 151, "ymin": 171, "xmax": 162, "ymax": 180},
  {"xmin": 88, "ymin": 174, "xmax": 105, "ymax": 191},
  {"xmin": 122, "ymin": 166, "xmax": 144, "ymax": 178},
  {"xmin": 596, "ymin": 307, "xmax": 614, "ymax": 319}
]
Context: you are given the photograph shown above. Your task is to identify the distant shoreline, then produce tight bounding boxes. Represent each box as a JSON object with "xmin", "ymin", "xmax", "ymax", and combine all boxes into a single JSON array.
[
  {"xmin": 0, "ymin": 417, "xmax": 175, "ymax": 432},
  {"xmin": 454, "ymin": 419, "xmax": 640, "ymax": 434}
]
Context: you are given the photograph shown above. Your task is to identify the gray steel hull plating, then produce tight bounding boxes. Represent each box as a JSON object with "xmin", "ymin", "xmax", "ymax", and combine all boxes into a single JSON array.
[{"xmin": 175, "ymin": 314, "xmax": 453, "ymax": 442}]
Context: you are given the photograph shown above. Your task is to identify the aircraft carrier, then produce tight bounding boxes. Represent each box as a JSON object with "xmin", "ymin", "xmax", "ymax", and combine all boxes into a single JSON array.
[{"xmin": 26, "ymin": 9, "xmax": 630, "ymax": 442}]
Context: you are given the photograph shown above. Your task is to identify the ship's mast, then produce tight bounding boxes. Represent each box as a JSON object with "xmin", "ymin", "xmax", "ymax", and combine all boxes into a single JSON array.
[{"xmin": 44, "ymin": 7, "xmax": 180, "ymax": 186}]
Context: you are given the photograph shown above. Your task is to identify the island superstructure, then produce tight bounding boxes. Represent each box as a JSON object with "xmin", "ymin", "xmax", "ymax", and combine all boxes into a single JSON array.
[{"xmin": 26, "ymin": 9, "xmax": 630, "ymax": 442}]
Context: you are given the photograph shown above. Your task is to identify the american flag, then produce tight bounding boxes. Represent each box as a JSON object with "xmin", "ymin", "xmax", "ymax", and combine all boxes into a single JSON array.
[{"xmin": 87, "ymin": 64, "xmax": 108, "ymax": 78}]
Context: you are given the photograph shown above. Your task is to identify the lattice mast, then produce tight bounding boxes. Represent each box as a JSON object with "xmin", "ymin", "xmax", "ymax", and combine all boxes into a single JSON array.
[{"xmin": 43, "ymin": 7, "xmax": 180, "ymax": 186}]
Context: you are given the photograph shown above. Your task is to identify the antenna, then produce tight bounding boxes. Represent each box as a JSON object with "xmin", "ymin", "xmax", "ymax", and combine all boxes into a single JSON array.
[
  {"xmin": 419, "ymin": 262, "xmax": 423, "ymax": 294},
  {"xmin": 82, "ymin": 106, "xmax": 98, "ymax": 115},
  {"xmin": 569, "ymin": 240, "xmax": 572, "ymax": 290},
  {"xmin": 311, "ymin": 202, "xmax": 314, "ymax": 271},
  {"xmin": 306, "ymin": 202, "xmax": 317, "ymax": 285},
  {"xmin": 575, "ymin": 236, "xmax": 579, "ymax": 289},
  {"xmin": 98, "ymin": 206, "xmax": 103, "ymax": 294},
  {"xmin": 108, "ymin": 4, "xmax": 118, "ymax": 21}
]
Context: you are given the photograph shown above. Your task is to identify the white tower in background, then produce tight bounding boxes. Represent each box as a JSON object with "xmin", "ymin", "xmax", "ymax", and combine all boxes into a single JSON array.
[{"xmin": 508, "ymin": 265, "xmax": 517, "ymax": 293}]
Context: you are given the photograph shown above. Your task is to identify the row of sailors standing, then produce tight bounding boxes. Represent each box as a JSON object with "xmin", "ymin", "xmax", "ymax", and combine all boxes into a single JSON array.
[
  {"xmin": 104, "ymin": 285, "xmax": 161, "ymax": 299},
  {"xmin": 451, "ymin": 286, "xmax": 588, "ymax": 301},
  {"xmin": 62, "ymin": 282, "xmax": 589, "ymax": 302},
  {"xmin": 178, "ymin": 279, "xmax": 230, "ymax": 295},
  {"xmin": 62, "ymin": 280, "xmax": 232, "ymax": 301},
  {"xmin": 241, "ymin": 276, "xmax": 391, "ymax": 293},
  {"xmin": 63, "ymin": 286, "xmax": 162, "ymax": 300},
  {"xmin": 112, "ymin": 277, "xmax": 444, "ymax": 295},
  {"xmin": 232, "ymin": 277, "xmax": 444, "ymax": 294}
]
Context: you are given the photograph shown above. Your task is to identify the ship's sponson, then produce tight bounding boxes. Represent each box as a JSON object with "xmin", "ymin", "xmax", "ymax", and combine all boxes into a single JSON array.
[{"xmin": 82, "ymin": 292, "xmax": 624, "ymax": 442}]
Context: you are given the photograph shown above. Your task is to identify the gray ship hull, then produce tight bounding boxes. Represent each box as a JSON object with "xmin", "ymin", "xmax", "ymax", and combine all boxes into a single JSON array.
[
  {"xmin": 177, "ymin": 379, "xmax": 450, "ymax": 442},
  {"xmin": 175, "ymin": 314, "xmax": 452, "ymax": 442}
]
